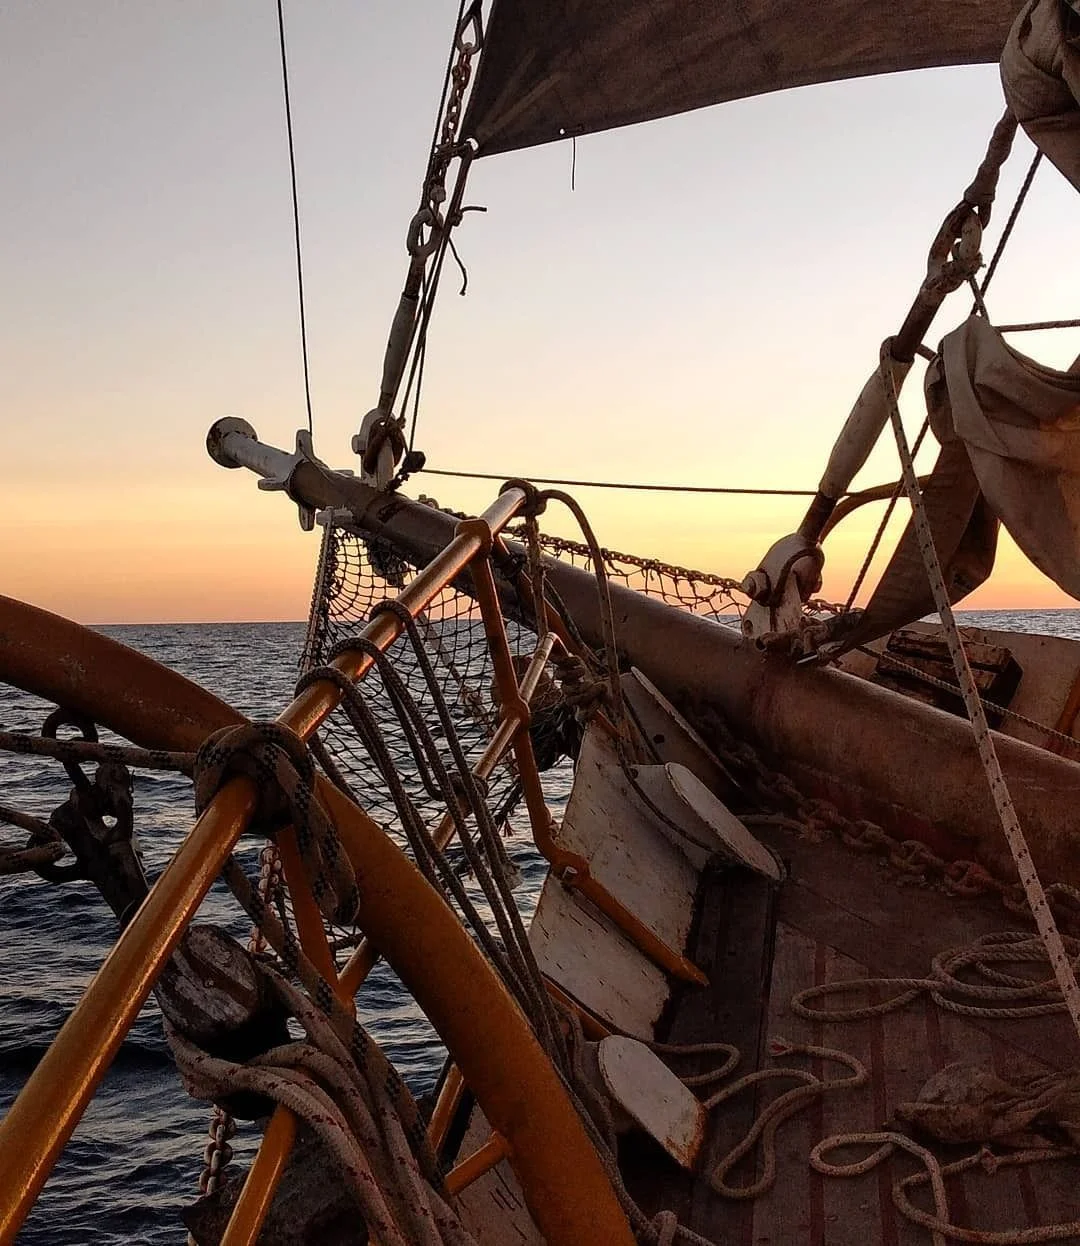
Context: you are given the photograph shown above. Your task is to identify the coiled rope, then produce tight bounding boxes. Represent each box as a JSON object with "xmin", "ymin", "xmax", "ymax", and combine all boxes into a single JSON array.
[{"xmin": 792, "ymin": 930, "xmax": 1080, "ymax": 1024}]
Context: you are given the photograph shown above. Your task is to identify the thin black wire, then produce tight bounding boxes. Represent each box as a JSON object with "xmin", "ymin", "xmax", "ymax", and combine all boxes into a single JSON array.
[
  {"xmin": 419, "ymin": 468, "xmax": 820, "ymax": 495},
  {"xmin": 276, "ymin": 0, "xmax": 314, "ymax": 435}
]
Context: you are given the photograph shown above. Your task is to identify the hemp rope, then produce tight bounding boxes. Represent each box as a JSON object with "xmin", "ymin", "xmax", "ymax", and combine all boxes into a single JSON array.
[
  {"xmin": 169, "ymin": 961, "xmax": 477, "ymax": 1246},
  {"xmin": 792, "ymin": 930, "xmax": 1080, "ymax": 1024},
  {"xmin": 811, "ymin": 1135, "xmax": 1080, "ymax": 1245}
]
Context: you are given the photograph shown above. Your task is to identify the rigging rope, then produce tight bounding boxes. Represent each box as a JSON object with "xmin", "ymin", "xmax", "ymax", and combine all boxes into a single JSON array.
[
  {"xmin": 275, "ymin": 0, "xmax": 314, "ymax": 436},
  {"xmin": 977, "ymin": 148, "xmax": 1044, "ymax": 302},
  {"xmin": 843, "ymin": 417, "xmax": 932, "ymax": 611},
  {"xmin": 423, "ymin": 468, "xmax": 821, "ymax": 496},
  {"xmin": 877, "ymin": 341, "xmax": 1080, "ymax": 1046}
]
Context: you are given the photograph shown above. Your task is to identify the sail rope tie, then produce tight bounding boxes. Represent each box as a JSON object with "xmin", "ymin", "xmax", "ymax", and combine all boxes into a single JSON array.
[
  {"xmin": 963, "ymin": 109, "xmax": 1019, "ymax": 227},
  {"xmin": 193, "ymin": 721, "xmax": 360, "ymax": 927},
  {"xmin": 168, "ymin": 960, "xmax": 478, "ymax": 1246},
  {"xmin": 877, "ymin": 340, "xmax": 1080, "ymax": 1047}
]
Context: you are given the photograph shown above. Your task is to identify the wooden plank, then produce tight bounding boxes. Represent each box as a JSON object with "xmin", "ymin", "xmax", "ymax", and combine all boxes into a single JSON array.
[
  {"xmin": 530, "ymin": 876, "xmax": 669, "ymax": 1038},
  {"xmin": 557, "ymin": 726, "xmax": 700, "ymax": 950},
  {"xmin": 452, "ymin": 1107, "xmax": 545, "ymax": 1245},
  {"xmin": 815, "ymin": 945, "xmax": 886, "ymax": 1246},
  {"xmin": 618, "ymin": 864, "xmax": 777, "ymax": 1244},
  {"xmin": 749, "ymin": 924, "xmax": 819, "ymax": 1246}
]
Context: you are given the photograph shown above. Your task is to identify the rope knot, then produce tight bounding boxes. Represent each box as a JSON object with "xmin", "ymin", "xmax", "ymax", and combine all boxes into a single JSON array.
[
  {"xmin": 360, "ymin": 414, "xmax": 407, "ymax": 478},
  {"xmin": 194, "ymin": 722, "xmax": 359, "ymax": 926},
  {"xmin": 194, "ymin": 722, "xmax": 314, "ymax": 825},
  {"xmin": 500, "ymin": 477, "xmax": 546, "ymax": 517},
  {"xmin": 552, "ymin": 652, "xmax": 607, "ymax": 714}
]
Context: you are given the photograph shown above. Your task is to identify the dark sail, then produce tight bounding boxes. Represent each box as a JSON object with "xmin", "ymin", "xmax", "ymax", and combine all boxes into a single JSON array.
[{"xmin": 463, "ymin": 0, "xmax": 1022, "ymax": 156}]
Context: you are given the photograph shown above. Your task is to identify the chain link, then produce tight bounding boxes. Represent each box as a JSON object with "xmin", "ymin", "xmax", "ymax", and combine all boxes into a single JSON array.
[
  {"xmin": 698, "ymin": 705, "xmax": 1080, "ymax": 937},
  {"xmin": 425, "ymin": 4, "xmax": 482, "ymax": 220}
]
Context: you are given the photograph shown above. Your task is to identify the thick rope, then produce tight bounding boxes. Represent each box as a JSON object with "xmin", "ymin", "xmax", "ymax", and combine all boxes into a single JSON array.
[
  {"xmin": 219, "ymin": 856, "xmax": 436, "ymax": 1174},
  {"xmin": 812, "ymin": 1135, "xmax": 1080, "ymax": 1244},
  {"xmin": 701, "ymin": 1038, "xmax": 868, "ymax": 1201},
  {"xmin": 792, "ymin": 930, "xmax": 1080, "ymax": 1023},
  {"xmin": 193, "ymin": 722, "xmax": 359, "ymax": 927},
  {"xmin": 0, "ymin": 728, "xmax": 192, "ymax": 774},
  {"xmin": 169, "ymin": 961, "xmax": 476, "ymax": 1246}
]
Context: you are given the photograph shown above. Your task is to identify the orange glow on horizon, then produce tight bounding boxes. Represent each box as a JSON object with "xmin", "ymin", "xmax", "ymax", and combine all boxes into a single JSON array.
[{"xmin": 4, "ymin": 467, "xmax": 1074, "ymax": 625}]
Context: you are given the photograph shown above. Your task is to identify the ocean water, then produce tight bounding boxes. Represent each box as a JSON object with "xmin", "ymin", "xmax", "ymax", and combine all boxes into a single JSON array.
[{"xmin": 0, "ymin": 609, "xmax": 1078, "ymax": 1242}]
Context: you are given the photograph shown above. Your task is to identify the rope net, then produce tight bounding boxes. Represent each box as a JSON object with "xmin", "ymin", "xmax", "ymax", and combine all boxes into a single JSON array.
[{"xmin": 300, "ymin": 520, "xmax": 533, "ymax": 853}]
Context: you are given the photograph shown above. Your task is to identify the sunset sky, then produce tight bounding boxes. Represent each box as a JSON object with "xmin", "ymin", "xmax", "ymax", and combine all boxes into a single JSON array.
[{"xmin": 3, "ymin": 2, "xmax": 1079, "ymax": 623}]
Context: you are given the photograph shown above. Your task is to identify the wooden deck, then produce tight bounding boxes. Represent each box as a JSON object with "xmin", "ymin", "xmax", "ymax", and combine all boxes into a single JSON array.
[
  {"xmin": 451, "ymin": 736, "xmax": 1079, "ymax": 1245},
  {"xmin": 623, "ymin": 823, "xmax": 1080, "ymax": 1245}
]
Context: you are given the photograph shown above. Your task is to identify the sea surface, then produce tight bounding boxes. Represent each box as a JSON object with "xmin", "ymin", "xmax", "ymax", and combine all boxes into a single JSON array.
[{"xmin": 1, "ymin": 610, "xmax": 1078, "ymax": 1242}]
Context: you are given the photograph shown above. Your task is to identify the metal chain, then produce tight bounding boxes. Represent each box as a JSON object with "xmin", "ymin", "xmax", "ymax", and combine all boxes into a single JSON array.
[
  {"xmin": 696, "ymin": 705, "xmax": 1080, "ymax": 933},
  {"xmin": 189, "ymin": 840, "xmax": 282, "ymax": 1216},
  {"xmin": 248, "ymin": 839, "xmax": 285, "ymax": 957},
  {"xmin": 198, "ymin": 1106, "xmax": 236, "ymax": 1197},
  {"xmin": 423, "ymin": 3, "xmax": 481, "ymax": 236}
]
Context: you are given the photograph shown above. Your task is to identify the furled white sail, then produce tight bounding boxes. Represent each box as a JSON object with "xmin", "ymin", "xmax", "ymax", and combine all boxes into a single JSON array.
[
  {"xmin": 463, "ymin": 0, "xmax": 1024, "ymax": 156},
  {"xmin": 1002, "ymin": 0, "xmax": 1080, "ymax": 190},
  {"xmin": 927, "ymin": 316, "xmax": 1080, "ymax": 598}
]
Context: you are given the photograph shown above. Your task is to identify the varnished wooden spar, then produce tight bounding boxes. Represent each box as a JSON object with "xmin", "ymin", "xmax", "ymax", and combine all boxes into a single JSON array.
[{"xmin": 203, "ymin": 420, "xmax": 1080, "ymax": 887}]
